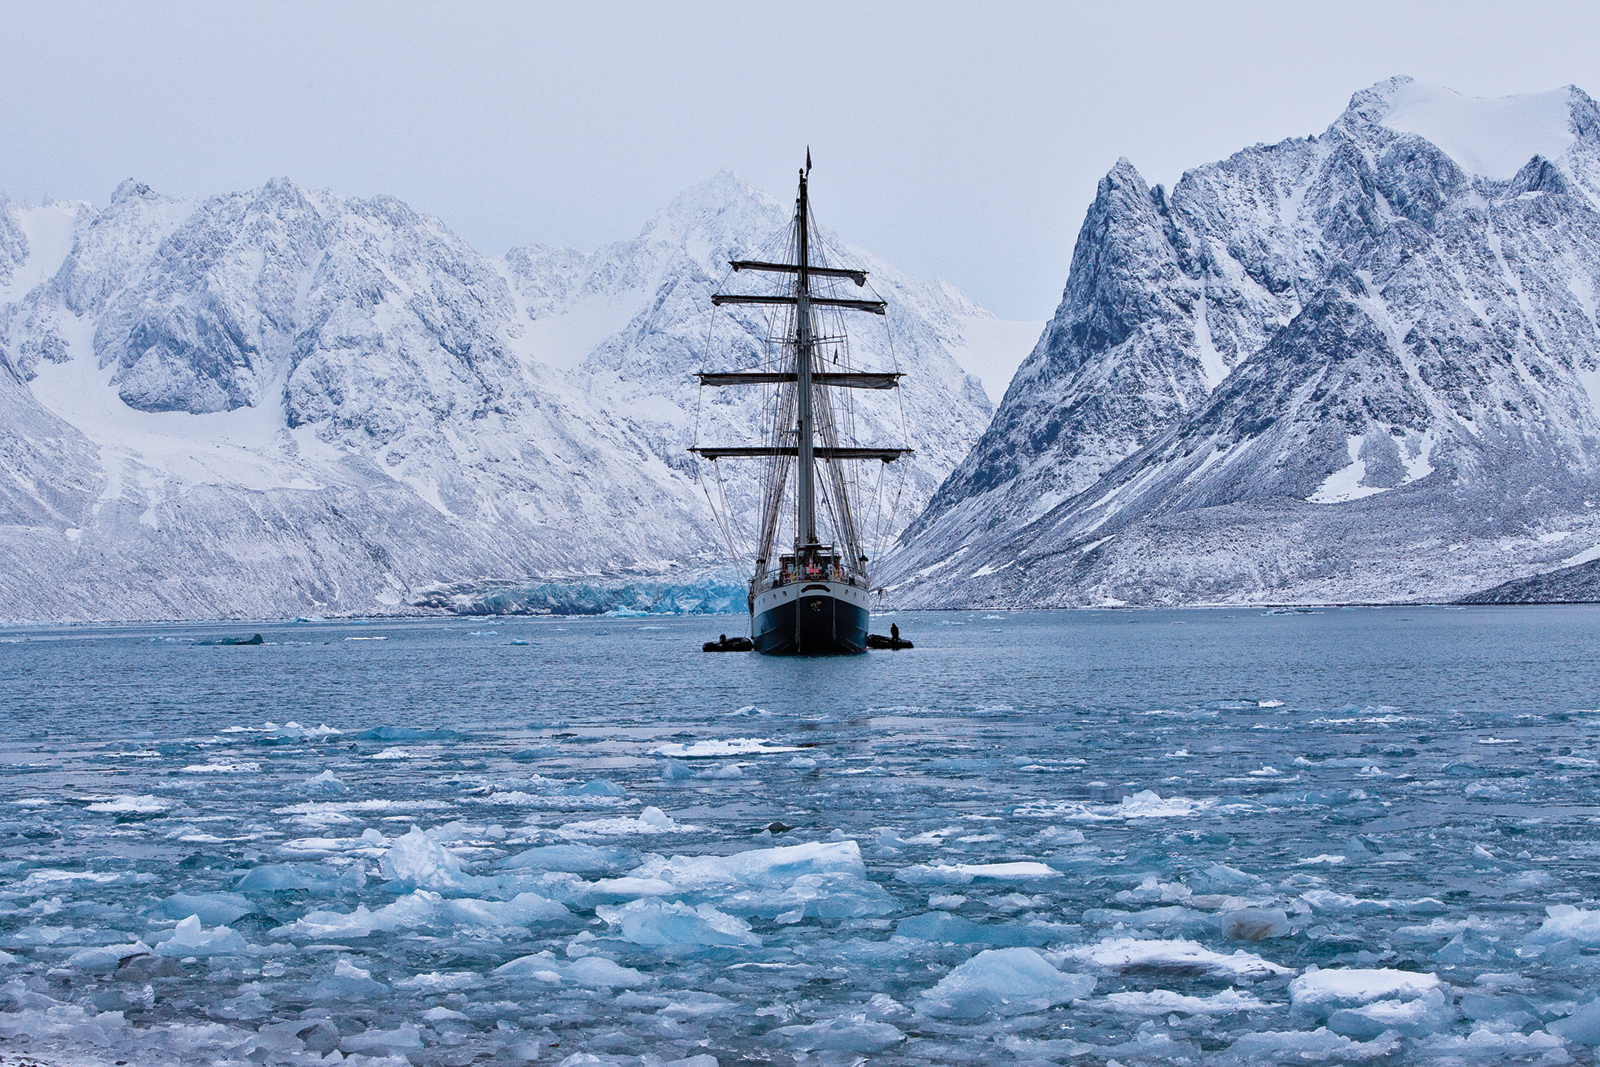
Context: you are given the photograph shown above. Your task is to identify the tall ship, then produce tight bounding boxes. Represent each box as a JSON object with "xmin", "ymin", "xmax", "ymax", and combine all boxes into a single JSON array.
[{"xmin": 692, "ymin": 161, "xmax": 911, "ymax": 655}]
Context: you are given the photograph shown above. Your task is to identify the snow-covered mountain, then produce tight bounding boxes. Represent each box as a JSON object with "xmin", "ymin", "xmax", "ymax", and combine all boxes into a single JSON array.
[
  {"xmin": 886, "ymin": 78, "xmax": 1600, "ymax": 607},
  {"xmin": 0, "ymin": 174, "xmax": 1006, "ymax": 622}
]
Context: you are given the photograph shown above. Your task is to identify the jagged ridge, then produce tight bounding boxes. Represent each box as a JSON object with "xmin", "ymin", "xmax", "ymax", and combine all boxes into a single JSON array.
[{"xmin": 886, "ymin": 78, "xmax": 1600, "ymax": 607}]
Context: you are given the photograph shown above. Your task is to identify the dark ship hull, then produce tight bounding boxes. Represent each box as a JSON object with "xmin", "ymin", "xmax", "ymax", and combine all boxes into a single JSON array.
[{"xmin": 751, "ymin": 580, "xmax": 870, "ymax": 655}]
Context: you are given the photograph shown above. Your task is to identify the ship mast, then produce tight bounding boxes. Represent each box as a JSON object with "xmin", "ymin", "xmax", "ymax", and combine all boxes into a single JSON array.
[
  {"xmin": 691, "ymin": 157, "xmax": 911, "ymax": 576},
  {"xmin": 794, "ymin": 169, "xmax": 818, "ymax": 546}
]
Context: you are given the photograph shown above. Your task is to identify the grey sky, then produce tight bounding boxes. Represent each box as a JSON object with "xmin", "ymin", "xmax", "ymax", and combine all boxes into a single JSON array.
[{"xmin": 3, "ymin": 0, "xmax": 1599, "ymax": 320}]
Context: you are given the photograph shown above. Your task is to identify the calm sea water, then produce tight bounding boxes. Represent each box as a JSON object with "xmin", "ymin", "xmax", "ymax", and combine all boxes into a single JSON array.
[{"xmin": 0, "ymin": 605, "xmax": 1597, "ymax": 1065}]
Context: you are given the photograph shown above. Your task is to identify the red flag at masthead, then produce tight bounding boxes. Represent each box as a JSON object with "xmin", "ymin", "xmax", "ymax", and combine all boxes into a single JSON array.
[{"xmin": 806, "ymin": 147, "xmax": 812, "ymax": 174}]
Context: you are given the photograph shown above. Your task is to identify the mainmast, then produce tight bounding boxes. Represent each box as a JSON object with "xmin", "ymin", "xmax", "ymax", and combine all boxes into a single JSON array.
[{"xmin": 794, "ymin": 170, "xmax": 818, "ymax": 545}]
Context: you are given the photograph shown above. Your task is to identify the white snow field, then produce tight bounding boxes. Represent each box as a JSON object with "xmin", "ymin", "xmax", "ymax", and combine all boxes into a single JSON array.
[{"xmin": 0, "ymin": 606, "xmax": 1599, "ymax": 1065}]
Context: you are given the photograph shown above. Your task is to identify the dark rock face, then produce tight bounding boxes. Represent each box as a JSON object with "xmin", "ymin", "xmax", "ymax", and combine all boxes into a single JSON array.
[
  {"xmin": 1459, "ymin": 558, "xmax": 1600, "ymax": 603},
  {"xmin": 888, "ymin": 78, "xmax": 1600, "ymax": 607}
]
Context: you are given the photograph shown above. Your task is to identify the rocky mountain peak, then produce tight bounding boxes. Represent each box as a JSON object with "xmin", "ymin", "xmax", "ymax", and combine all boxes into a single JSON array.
[
  {"xmin": 887, "ymin": 78, "xmax": 1600, "ymax": 609},
  {"xmin": 635, "ymin": 171, "xmax": 788, "ymax": 275}
]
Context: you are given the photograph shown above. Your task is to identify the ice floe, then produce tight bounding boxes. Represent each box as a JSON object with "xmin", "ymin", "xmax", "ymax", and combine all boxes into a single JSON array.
[
  {"xmin": 915, "ymin": 947, "xmax": 1095, "ymax": 1018},
  {"xmin": 652, "ymin": 737, "xmax": 804, "ymax": 757},
  {"xmin": 894, "ymin": 860, "xmax": 1062, "ymax": 885},
  {"xmin": 1063, "ymin": 936, "xmax": 1294, "ymax": 980},
  {"xmin": 594, "ymin": 899, "xmax": 761, "ymax": 948}
]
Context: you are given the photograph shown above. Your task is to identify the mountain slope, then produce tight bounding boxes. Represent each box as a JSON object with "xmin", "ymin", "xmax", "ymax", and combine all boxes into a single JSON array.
[
  {"xmin": 886, "ymin": 78, "xmax": 1600, "ymax": 607},
  {"xmin": 0, "ymin": 174, "xmax": 1005, "ymax": 621}
]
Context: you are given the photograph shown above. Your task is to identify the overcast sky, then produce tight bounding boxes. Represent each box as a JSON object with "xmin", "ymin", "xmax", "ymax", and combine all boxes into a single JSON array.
[{"xmin": 4, "ymin": 1, "xmax": 1600, "ymax": 319}]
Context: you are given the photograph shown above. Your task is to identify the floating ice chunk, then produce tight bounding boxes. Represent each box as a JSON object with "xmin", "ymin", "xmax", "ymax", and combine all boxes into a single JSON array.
[
  {"xmin": 915, "ymin": 947, "xmax": 1094, "ymax": 1018},
  {"xmin": 293, "ymin": 770, "xmax": 349, "ymax": 796},
  {"xmin": 863, "ymin": 993, "xmax": 911, "ymax": 1019},
  {"xmin": 1189, "ymin": 863, "xmax": 1264, "ymax": 892},
  {"xmin": 181, "ymin": 759, "xmax": 261, "ymax": 773},
  {"xmin": 1217, "ymin": 1028, "xmax": 1402, "ymax": 1064},
  {"xmin": 1115, "ymin": 874, "xmax": 1192, "ymax": 904},
  {"xmin": 564, "ymin": 955, "xmax": 649, "ymax": 988},
  {"xmin": 84, "ymin": 794, "xmax": 170, "ymax": 814},
  {"xmin": 1118, "ymin": 790, "xmax": 1212, "ymax": 818},
  {"xmin": 495, "ymin": 951, "xmax": 647, "ymax": 987},
  {"xmin": 251, "ymin": 721, "xmax": 342, "ymax": 743},
  {"xmin": 719, "ymin": 872, "xmax": 897, "ymax": 921},
  {"xmin": 501, "ymin": 844, "xmax": 640, "ymax": 873},
  {"xmin": 65, "ymin": 940, "xmax": 153, "ymax": 972},
  {"xmin": 1420, "ymin": 1028, "xmax": 1565, "ymax": 1059},
  {"xmin": 561, "ymin": 841, "xmax": 888, "ymax": 916},
  {"xmin": 1219, "ymin": 907, "xmax": 1292, "ymax": 941},
  {"xmin": 1040, "ymin": 826, "xmax": 1087, "ymax": 845},
  {"xmin": 894, "ymin": 861, "xmax": 1061, "ymax": 885},
  {"xmin": 1328, "ymin": 989, "xmax": 1454, "ymax": 1039},
  {"xmin": 155, "ymin": 914, "xmax": 249, "ymax": 957},
  {"xmin": 632, "ymin": 840, "xmax": 866, "ymax": 889},
  {"xmin": 1505, "ymin": 869, "xmax": 1556, "ymax": 890},
  {"xmin": 653, "ymin": 738, "xmax": 803, "ymax": 757},
  {"xmin": 1012, "ymin": 790, "xmax": 1218, "ymax": 822},
  {"xmin": 786, "ymin": 756, "xmax": 817, "ymax": 769},
  {"xmin": 351, "ymin": 726, "xmax": 460, "ymax": 741},
  {"xmin": 380, "ymin": 827, "xmax": 470, "ymax": 890},
  {"xmin": 595, "ymin": 899, "xmax": 760, "ymax": 948},
  {"xmin": 661, "ymin": 758, "xmax": 695, "ymax": 779},
  {"xmin": 429, "ymin": 891, "xmax": 570, "ymax": 928},
  {"xmin": 1460, "ymin": 989, "xmax": 1539, "ymax": 1025},
  {"xmin": 559, "ymin": 806, "xmax": 697, "ymax": 837},
  {"xmin": 394, "ymin": 971, "xmax": 485, "ymax": 992},
  {"xmin": 1064, "ymin": 937, "xmax": 1293, "ymax": 980},
  {"xmin": 0, "ymin": 980, "xmax": 130, "ymax": 1044},
  {"xmin": 1299, "ymin": 889, "xmax": 1445, "ymax": 916},
  {"xmin": 274, "ymin": 889, "xmax": 569, "ymax": 939},
  {"xmin": 1528, "ymin": 904, "xmax": 1600, "ymax": 945},
  {"xmin": 565, "ymin": 778, "xmax": 625, "ymax": 796},
  {"xmin": 423, "ymin": 1006, "xmax": 469, "ymax": 1022},
  {"xmin": 773, "ymin": 1017, "xmax": 906, "ymax": 1052},
  {"xmin": 343, "ymin": 1025, "xmax": 424, "ymax": 1056},
  {"xmin": 1102, "ymin": 988, "xmax": 1276, "ymax": 1015},
  {"xmin": 1082, "ymin": 906, "xmax": 1210, "ymax": 932},
  {"xmin": 1434, "ymin": 929, "xmax": 1503, "ymax": 964},
  {"xmin": 235, "ymin": 862, "xmax": 362, "ymax": 895},
  {"xmin": 1549, "ymin": 998, "xmax": 1600, "ymax": 1044},
  {"xmin": 895, "ymin": 912, "xmax": 1049, "ymax": 947},
  {"xmin": 310, "ymin": 957, "xmax": 389, "ymax": 998},
  {"xmin": 1289, "ymin": 967, "xmax": 1443, "ymax": 1016},
  {"xmin": 612, "ymin": 991, "xmax": 734, "ymax": 1017},
  {"xmin": 151, "ymin": 892, "xmax": 257, "ymax": 926},
  {"xmin": 566, "ymin": 875, "xmax": 681, "ymax": 906}
]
